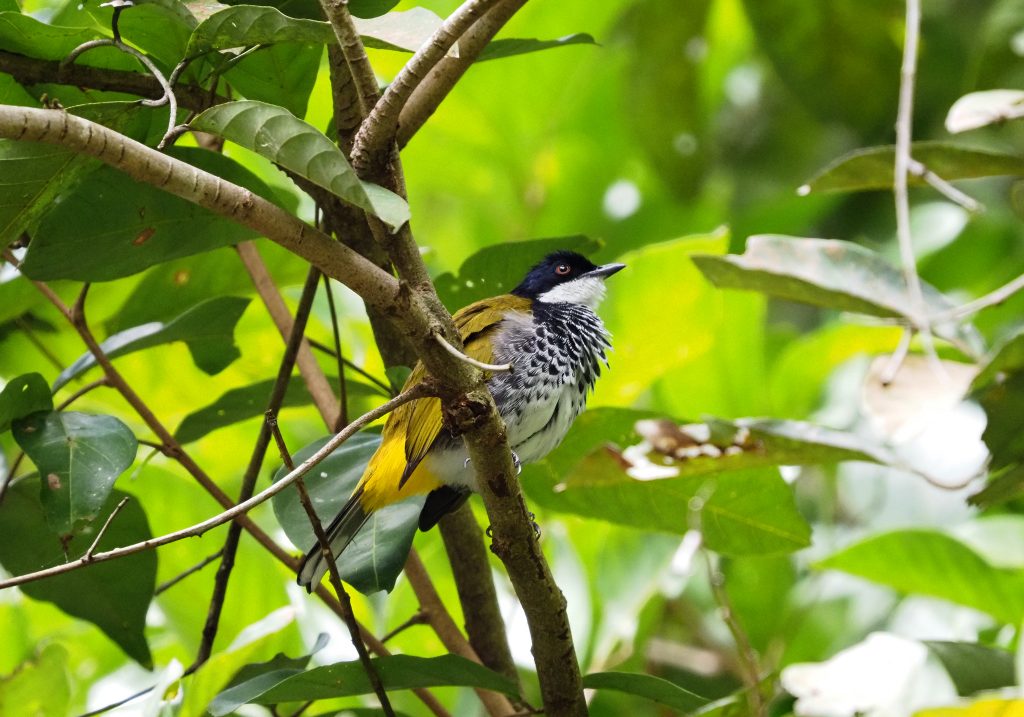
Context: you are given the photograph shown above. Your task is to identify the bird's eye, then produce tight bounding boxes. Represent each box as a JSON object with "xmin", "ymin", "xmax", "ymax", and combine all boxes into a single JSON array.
[{"xmin": 554, "ymin": 263, "xmax": 571, "ymax": 276}]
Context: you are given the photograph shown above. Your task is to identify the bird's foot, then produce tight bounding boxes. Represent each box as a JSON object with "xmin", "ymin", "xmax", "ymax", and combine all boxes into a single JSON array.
[
  {"xmin": 485, "ymin": 512, "xmax": 541, "ymax": 539},
  {"xmin": 464, "ymin": 451, "xmax": 522, "ymax": 476}
]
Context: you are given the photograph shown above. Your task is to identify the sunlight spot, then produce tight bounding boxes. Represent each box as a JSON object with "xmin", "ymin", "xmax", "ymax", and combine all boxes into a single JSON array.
[{"xmin": 602, "ymin": 179, "xmax": 641, "ymax": 220}]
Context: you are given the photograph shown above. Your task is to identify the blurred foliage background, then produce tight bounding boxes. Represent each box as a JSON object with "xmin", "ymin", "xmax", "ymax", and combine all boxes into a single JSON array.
[{"xmin": 2, "ymin": 0, "xmax": 1024, "ymax": 715}]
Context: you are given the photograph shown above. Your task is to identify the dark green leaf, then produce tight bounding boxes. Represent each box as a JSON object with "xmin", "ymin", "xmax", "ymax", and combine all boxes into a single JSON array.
[
  {"xmin": 582, "ymin": 672, "xmax": 710, "ymax": 712},
  {"xmin": 925, "ymin": 641, "xmax": 1016, "ymax": 696},
  {"xmin": 22, "ymin": 147, "xmax": 278, "ymax": 282},
  {"xmin": 271, "ymin": 433, "xmax": 422, "ymax": 594},
  {"xmin": 348, "ymin": 0, "xmax": 399, "ymax": 18},
  {"xmin": 971, "ymin": 329, "xmax": 1024, "ymax": 472},
  {"xmin": 0, "ymin": 644, "xmax": 70, "ymax": 716},
  {"xmin": 218, "ymin": 654, "xmax": 518, "ymax": 710},
  {"xmin": 691, "ymin": 235, "xmax": 979, "ymax": 350},
  {"xmin": 175, "ymin": 375, "xmax": 384, "ymax": 444},
  {"xmin": 13, "ymin": 411, "xmax": 138, "ymax": 535},
  {"xmin": 742, "ymin": 0, "xmax": 900, "ymax": 132},
  {"xmin": 478, "ymin": 33, "xmax": 598, "ymax": 62},
  {"xmin": 0, "ymin": 373, "xmax": 52, "ymax": 433},
  {"xmin": 521, "ymin": 409, "xmax": 812, "ymax": 554},
  {"xmin": 969, "ymin": 463, "xmax": 1024, "ymax": 508},
  {"xmin": 192, "ymin": 101, "xmax": 410, "ymax": 230},
  {"xmin": 817, "ymin": 530, "xmax": 1024, "ymax": 625},
  {"xmin": 54, "ymin": 296, "xmax": 251, "ymax": 391},
  {"xmin": 0, "ymin": 480, "xmax": 155, "ymax": 666},
  {"xmin": 86, "ymin": 0, "xmax": 196, "ymax": 69},
  {"xmin": 224, "ymin": 42, "xmax": 322, "ymax": 119},
  {"xmin": 802, "ymin": 143, "xmax": 1024, "ymax": 195},
  {"xmin": 0, "ymin": 13, "xmax": 132, "ymax": 68},
  {"xmin": 434, "ymin": 236, "xmax": 601, "ymax": 310}
]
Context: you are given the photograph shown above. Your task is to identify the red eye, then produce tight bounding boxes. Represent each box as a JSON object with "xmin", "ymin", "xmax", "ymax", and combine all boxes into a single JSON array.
[{"xmin": 554, "ymin": 263, "xmax": 571, "ymax": 276}]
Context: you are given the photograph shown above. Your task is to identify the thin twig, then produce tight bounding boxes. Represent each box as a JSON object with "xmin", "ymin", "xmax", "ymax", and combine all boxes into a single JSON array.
[
  {"xmin": 879, "ymin": 327, "xmax": 914, "ymax": 386},
  {"xmin": 907, "ymin": 158, "xmax": 984, "ymax": 213},
  {"xmin": 0, "ymin": 384, "xmax": 430, "ymax": 590},
  {"xmin": 306, "ymin": 338, "xmax": 392, "ymax": 396},
  {"xmin": 54, "ymin": 377, "xmax": 110, "ymax": 411},
  {"xmin": 892, "ymin": 0, "xmax": 943, "ymax": 378},
  {"xmin": 154, "ymin": 549, "xmax": 224, "ymax": 595},
  {"xmin": 380, "ymin": 610, "xmax": 430, "ymax": 643},
  {"xmin": 83, "ymin": 497, "xmax": 130, "ymax": 561},
  {"xmin": 434, "ymin": 333, "xmax": 511, "ymax": 372},
  {"xmin": 931, "ymin": 272, "xmax": 1024, "ymax": 322},
  {"xmin": 0, "ymin": 452, "xmax": 26, "ymax": 504},
  {"xmin": 322, "ymin": 274, "xmax": 349, "ymax": 429}
]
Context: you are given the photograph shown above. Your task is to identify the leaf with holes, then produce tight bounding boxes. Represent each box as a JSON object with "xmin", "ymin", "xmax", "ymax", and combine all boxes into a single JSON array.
[
  {"xmin": 13, "ymin": 411, "xmax": 138, "ymax": 535},
  {"xmin": 54, "ymin": 296, "xmax": 250, "ymax": 391},
  {"xmin": 0, "ymin": 373, "xmax": 52, "ymax": 433},
  {"xmin": 801, "ymin": 142, "xmax": 1024, "ymax": 194},
  {"xmin": 271, "ymin": 433, "xmax": 422, "ymax": 594},
  {"xmin": 191, "ymin": 101, "xmax": 410, "ymax": 230},
  {"xmin": 0, "ymin": 480, "xmax": 155, "ymax": 666}
]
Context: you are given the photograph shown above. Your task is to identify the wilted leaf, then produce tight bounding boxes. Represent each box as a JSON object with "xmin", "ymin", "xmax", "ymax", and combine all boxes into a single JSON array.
[
  {"xmin": 582, "ymin": 672, "xmax": 709, "ymax": 712},
  {"xmin": 192, "ymin": 101, "xmax": 410, "ymax": 230},
  {"xmin": 946, "ymin": 90, "xmax": 1024, "ymax": 133},
  {"xmin": 54, "ymin": 296, "xmax": 250, "ymax": 391},
  {"xmin": 925, "ymin": 641, "xmax": 1016, "ymax": 696},
  {"xmin": 478, "ymin": 33, "xmax": 598, "ymax": 62},
  {"xmin": 818, "ymin": 530, "xmax": 1024, "ymax": 625},
  {"xmin": 220, "ymin": 654, "xmax": 518, "ymax": 709},
  {"xmin": 0, "ymin": 480, "xmax": 155, "ymax": 666},
  {"xmin": 434, "ymin": 235, "xmax": 600, "ymax": 310},
  {"xmin": 175, "ymin": 375, "xmax": 383, "ymax": 444},
  {"xmin": 0, "ymin": 373, "xmax": 52, "ymax": 433},
  {"xmin": 23, "ymin": 148, "xmax": 278, "ymax": 282},
  {"xmin": 271, "ymin": 433, "xmax": 423, "ymax": 594},
  {"xmin": 13, "ymin": 411, "xmax": 138, "ymax": 535},
  {"xmin": 0, "ymin": 644, "xmax": 70, "ymax": 717},
  {"xmin": 800, "ymin": 143, "xmax": 1024, "ymax": 194}
]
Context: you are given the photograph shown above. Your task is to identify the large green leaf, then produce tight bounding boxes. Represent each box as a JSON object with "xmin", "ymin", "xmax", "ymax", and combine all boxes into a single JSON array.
[
  {"xmin": 175, "ymin": 375, "xmax": 384, "ymax": 444},
  {"xmin": 521, "ymin": 409, "xmax": 813, "ymax": 554},
  {"xmin": 271, "ymin": 432, "xmax": 423, "ymax": 594},
  {"xmin": 741, "ymin": 0, "xmax": 900, "ymax": 132},
  {"xmin": 0, "ymin": 373, "xmax": 52, "ymax": 433},
  {"xmin": 434, "ymin": 235, "xmax": 601, "ymax": 310},
  {"xmin": 801, "ymin": 143, "xmax": 1024, "ymax": 195},
  {"xmin": 925, "ymin": 641, "xmax": 1016, "ymax": 696},
  {"xmin": 0, "ymin": 12, "xmax": 131, "ymax": 67},
  {"xmin": 0, "ymin": 644, "xmax": 70, "ymax": 717},
  {"xmin": 818, "ymin": 530, "xmax": 1024, "ymax": 625},
  {"xmin": 54, "ymin": 296, "xmax": 250, "ymax": 391},
  {"xmin": 86, "ymin": 0, "xmax": 196, "ymax": 69},
  {"xmin": 192, "ymin": 101, "xmax": 410, "ymax": 230},
  {"xmin": 582, "ymin": 672, "xmax": 710, "ymax": 713},
  {"xmin": 213, "ymin": 654, "xmax": 518, "ymax": 711},
  {"xmin": 0, "ymin": 480, "xmax": 155, "ymax": 666},
  {"xmin": 223, "ymin": 42, "xmax": 322, "ymax": 120},
  {"xmin": 13, "ymin": 411, "xmax": 138, "ymax": 535},
  {"xmin": 970, "ymin": 330, "xmax": 1024, "ymax": 497},
  {"xmin": 478, "ymin": 33, "xmax": 598, "ymax": 62},
  {"xmin": 22, "ymin": 147, "xmax": 278, "ymax": 282}
]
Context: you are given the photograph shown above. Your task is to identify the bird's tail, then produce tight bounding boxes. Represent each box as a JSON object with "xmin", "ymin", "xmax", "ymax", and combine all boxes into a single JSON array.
[{"xmin": 297, "ymin": 487, "xmax": 370, "ymax": 592}]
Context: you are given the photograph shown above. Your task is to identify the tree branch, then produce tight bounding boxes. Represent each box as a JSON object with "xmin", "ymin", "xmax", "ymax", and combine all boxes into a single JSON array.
[
  {"xmin": 318, "ymin": 0, "xmax": 381, "ymax": 119},
  {"xmin": 0, "ymin": 384, "xmax": 429, "ymax": 590},
  {"xmin": 351, "ymin": 0, "xmax": 504, "ymax": 173}
]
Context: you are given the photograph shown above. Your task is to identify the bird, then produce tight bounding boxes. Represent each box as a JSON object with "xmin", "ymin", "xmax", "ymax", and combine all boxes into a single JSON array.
[{"xmin": 298, "ymin": 250, "xmax": 625, "ymax": 590}]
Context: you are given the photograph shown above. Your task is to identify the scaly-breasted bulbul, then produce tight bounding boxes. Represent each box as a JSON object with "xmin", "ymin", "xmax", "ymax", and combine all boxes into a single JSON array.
[{"xmin": 298, "ymin": 251, "xmax": 625, "ymax": 590}]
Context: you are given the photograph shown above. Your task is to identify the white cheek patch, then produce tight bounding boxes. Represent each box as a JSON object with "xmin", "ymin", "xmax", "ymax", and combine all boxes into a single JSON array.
[{"xmin": 537, "ymin": 276, "xmax": 607, "ymax": 308}]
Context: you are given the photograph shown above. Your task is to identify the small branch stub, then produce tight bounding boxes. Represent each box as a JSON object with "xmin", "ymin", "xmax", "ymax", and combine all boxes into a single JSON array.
[{"xmin": 434, "ymin": 333, "xmax": 511, "ymax": 373}]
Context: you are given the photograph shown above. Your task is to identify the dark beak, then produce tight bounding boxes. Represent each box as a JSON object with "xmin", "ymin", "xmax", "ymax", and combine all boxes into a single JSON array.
[{"xmin": 586, "ymin": 262, "xmax": 626, "ymax": 280}]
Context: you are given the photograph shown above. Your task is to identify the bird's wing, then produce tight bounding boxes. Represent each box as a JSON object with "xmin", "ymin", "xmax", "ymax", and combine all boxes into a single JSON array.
[{"xmin": 396, "ymin": 295, "xmax": 531, "ymax": 485}]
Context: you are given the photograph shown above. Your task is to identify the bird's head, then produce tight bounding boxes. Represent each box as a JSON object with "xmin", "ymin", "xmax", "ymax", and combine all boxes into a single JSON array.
[{"xmin": 511, "ymin": 250, "xmax": 625, "ymax": 308}]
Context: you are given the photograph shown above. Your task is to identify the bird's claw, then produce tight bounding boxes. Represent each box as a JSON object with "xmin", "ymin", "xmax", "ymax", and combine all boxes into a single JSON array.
[
  {"xmin": 464, "ymin": 451, "xmax": 522, "ymax": 476},
  {"xmin": 485, "ymin": 512, "xmax": 541, "ymax": 540}
]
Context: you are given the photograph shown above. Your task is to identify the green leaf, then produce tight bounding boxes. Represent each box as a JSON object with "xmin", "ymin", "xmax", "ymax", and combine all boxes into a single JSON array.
[
  {"xmin": 0, "ymin": 373, "xmax": 52, "ymax": 433},
  {"xmin": 582, "ymin": 672, "xmax": 710, "ymax": 712},
  {"xmin": 801, "ymin": 143, "xmax": 1024, "ymax": 194},
  {"xmin": 691, "ymin": 235, "xmax": 979, "ymax": 350},
  {"xmin": 434, "ymin": 235, "xmax": 601, "ymax": 310},
  {"xmin": 271, "ymin": 433, "xmax": 423, "ymax": 594},
  {"xmin": 0, "ymin": 13, "xmax": 131, "ymax": 67},
  {"xmin": 521, "ymin": 409, "xmax": 813, "ymax": 554},
  {"xmin": 175, "ymin": 375, "xmax": 384, "ymax": 444},
  {"xmin": 13, "ymin": 411, "xmax": 138, "ymax": 535},
  {"xmin": 969, "ymin": 463, "xmax": 1024, "ymax": 508},
  {"xmin": 817, "ymin": 530, "xmax": 1024, "ymax": 625},
  {"xmin": 478, "ymin": 33, "xmax": 598, "ymax": 62},
  {"xmin": 353, "ymin": 8, "xmax": 446, "ymax": 52},
  {"xmin": 925, "ymin": 641, "xmax": 1016, "ymax": 696},
  {"xmin": 0, "ymin": 480, "xmax": 155, "ymax": 666},
  {"xmin": 216, "ymin": 654, "xmax": 518, "ymax": 711},
  {"xmin": 741, "ymin": 0, "xmax": 901, "ymax": 132},
  {"xmin": 224, "ymin": 42, "xmax": 322, "ymax": 119},
  {"xmin": 192, "ymin": 101, "xmax": 410, "ymax": 230},
  {"xmin": 971, "ymin": 329, "xmax": 1024, "ymax": 472},
  {"xmin": 0, "ymin": 644, "xmax": 70, "ymax": 717},
  {"xmin": 54, "ymin": 296, "xmax": 250, "ymax": 391},
  {"xmin": 22, "ymin": 147, "xmax": 277, "ymax": 282},
  {"xmin": 86, "ymin": 0, "xmax": 196, "ymax": 69}
]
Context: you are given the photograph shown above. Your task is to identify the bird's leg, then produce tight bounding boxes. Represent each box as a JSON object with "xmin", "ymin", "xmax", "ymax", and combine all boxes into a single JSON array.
[
  {"xmin": 486, "ymin": 512, "xmax": 541, "ymax": 540},
  {"xmin": 464, "ymin": 451, "xmax": 522, "ymax": 476}
]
